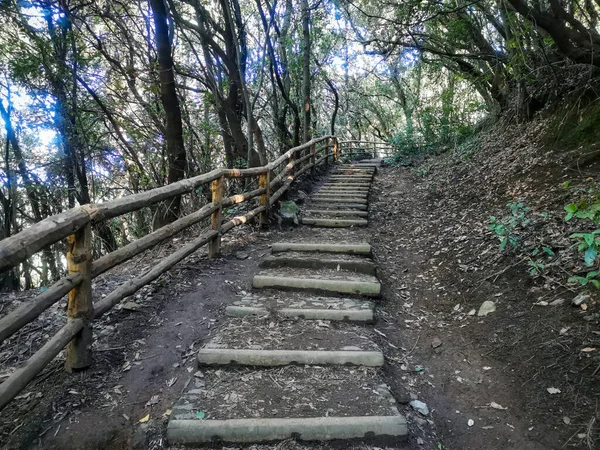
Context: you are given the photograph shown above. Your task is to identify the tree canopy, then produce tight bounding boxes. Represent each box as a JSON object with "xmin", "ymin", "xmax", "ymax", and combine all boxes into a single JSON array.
[{"xmin": 1, "ymin": 0, "xmax": 599, "ymax": 289}]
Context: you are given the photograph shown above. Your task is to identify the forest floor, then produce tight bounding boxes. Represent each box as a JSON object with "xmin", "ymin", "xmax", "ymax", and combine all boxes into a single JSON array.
[{"xmin": 2, "ymin": 118, "xmax": 600, "ymax": 449}]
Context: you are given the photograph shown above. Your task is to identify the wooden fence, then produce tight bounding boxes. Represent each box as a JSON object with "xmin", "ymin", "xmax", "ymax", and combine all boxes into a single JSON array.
[
  {"xmin": 338, "ymin": 140, "xmax": 395, "ymax": 159},
  {"xmin": 0, "ymin": 135, "xmax": 341, "ymax": 411}
]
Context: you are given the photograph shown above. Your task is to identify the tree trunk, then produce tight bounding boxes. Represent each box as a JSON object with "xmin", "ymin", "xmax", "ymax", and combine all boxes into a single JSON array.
[
  {"xmin": 150, "ymin": 0, "xmax": 187, "ymax": 229},
  {"xmin": 302, "ymin": 0, "xmax": 311, "ymax": 144}
]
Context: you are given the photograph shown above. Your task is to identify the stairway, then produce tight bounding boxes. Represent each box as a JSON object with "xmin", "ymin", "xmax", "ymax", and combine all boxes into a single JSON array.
[
  {"xmin": 300, "ymin": 164, "xmax": 377, "ymax": 227},
  {"xmin": 166, "ymin": 162, "xmax": 408, "ymax": 445}
]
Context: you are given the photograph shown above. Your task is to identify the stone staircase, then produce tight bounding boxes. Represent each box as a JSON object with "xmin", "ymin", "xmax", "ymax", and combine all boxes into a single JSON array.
[
  {"xmin": 166, "ymin": 162, "xmax": 408, "ymax": 445},
  {"xmin": 300, "ymin": 164, "xmax": 377, "ymax": 227}
]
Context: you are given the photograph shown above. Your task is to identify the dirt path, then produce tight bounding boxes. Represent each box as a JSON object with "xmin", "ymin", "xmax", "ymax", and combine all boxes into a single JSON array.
[{"xmin": 3, "ymin": 162, "xmax": 596, "ymax": 449}]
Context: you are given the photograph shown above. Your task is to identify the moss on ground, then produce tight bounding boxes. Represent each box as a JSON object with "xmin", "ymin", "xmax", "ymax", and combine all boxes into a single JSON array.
[{"xmin": 544, "ymin": 100, "xmax": 600, "ymax": 150}]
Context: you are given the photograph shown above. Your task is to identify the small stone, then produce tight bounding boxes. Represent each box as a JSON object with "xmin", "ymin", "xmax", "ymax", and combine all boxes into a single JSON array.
[
  {"xmin": 431, "ymin": 337, "xmax": 443, "ymax": 349},
  {"xmin": 467, "ymin": 309, "xmax": 476, "ymax": 316},
  {"xmin": 409, "ymin": 400, "xmax": 429, "ymax": 416},
  {"xmin": 468, "ymin": 419, "xmax": 474, "ymax": 427},
  {"xmin": 235, "ymin": 251, "xmax": 249, "ymax": 260},
  {"xmin": 573, "ymin": 292, "xmax": 591, "ymax": 306},
  {"xmin": 549, "ymin": 298, "xmax": 567, "ymax": 306},
  {"xmin": 122, "ymin": 301, "xmax": 142, "ymax": 311},
  {"xmin": 563, "ymin": 416, "xmax": 571, "ymax": 425},
  {"xmin": 417, "ymin": 437, "xmax": 424, "ymax": 445},
  {"xmin": 478, "ymin": 301, "xmax": 496, "ymax": 317}
]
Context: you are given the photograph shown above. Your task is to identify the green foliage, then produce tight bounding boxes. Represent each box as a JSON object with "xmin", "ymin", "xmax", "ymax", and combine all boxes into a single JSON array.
[
  {"xmin": 568, "ymin": 271, "xmax": 600, "ymax": 289},
  {"xmin": 545, "ymin": 102, "xmax": 600, "ymax": 149},
  {"xmin": 488, "ymin": 202, "xmax": 531, "ymax": 251},
  {"xmin": 570, "ymin": 231, "xmax": 600, "ymax": 266},
  {"xmin": 527, "ymin": 247, "xmax": 555, "ymax": 276},
  {"xmin": 564, "ymin": 197, "xmax": 600, "ymax": 224}
]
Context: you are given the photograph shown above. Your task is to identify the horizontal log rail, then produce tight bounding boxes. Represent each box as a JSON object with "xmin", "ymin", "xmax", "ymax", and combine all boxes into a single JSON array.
[
  {"xmin": 0, "ymin": 136, "xmax": 337, "ymax": 411},
  {"xmin": 338, "ymin": 140, "xmax": 395, "ymax": 159}
]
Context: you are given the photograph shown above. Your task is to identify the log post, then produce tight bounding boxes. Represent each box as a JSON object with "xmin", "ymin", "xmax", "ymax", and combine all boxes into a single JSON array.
[
  {"xmin": 259, "ymin": 172, "xmax": 270, "ymax": 228},
  {"xmin": 310, "ymin": 144, "xmax": 316, "ymax": 176},
  {"xmin": 209, "ymin": 176, "xmax": 224, "ymax": 258},
  {"xmin": 65, "ymin": 223, "xmax": 93, "ymax": 372},
  {"xmin": 333, "ymin": 138, "xmax": 339, "ymax": 161}
]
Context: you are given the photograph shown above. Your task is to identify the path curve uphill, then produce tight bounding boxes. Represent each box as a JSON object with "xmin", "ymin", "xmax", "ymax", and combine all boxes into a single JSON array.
[{"xmin": 166, "ymin": 162, "xmax": 409, "ymax": 446}]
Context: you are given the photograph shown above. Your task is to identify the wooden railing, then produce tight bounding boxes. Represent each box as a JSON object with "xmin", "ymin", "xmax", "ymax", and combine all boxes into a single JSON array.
[
  {"xmin": 338, "ymin": 140, "xmax": 395, "ymax": 159},
  {"xmin": 0, "ymin": 135, "xmax": 338, "ymax": 411}
]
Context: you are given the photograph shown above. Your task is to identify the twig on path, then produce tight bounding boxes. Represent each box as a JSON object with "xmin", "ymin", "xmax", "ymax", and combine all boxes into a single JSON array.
[
  {"xmin": 402, "ymin": 334, "xmax": 420, "ymax": 362},
  {"xmin": 476, "ymin": 259, "xmax": 525, "ymax": 287}
]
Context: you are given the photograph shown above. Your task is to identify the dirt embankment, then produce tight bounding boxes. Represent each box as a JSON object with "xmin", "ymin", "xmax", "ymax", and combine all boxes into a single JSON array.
[{"xmin": 370, "ymin": 109, "xmax": 600, "ymax": 449}]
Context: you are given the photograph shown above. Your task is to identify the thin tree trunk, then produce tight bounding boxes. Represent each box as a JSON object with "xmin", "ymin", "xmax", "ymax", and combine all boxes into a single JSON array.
[{"xmin": 150, "ymin": 0, "xmax": 187, "ymax": 228}]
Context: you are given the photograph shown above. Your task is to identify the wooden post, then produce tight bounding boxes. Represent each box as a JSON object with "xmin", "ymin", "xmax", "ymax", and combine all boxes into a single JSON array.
[
  {"xmin": 209, "ymin": 176, "xmax": 224, "ymax": 258},
  {"xmin": 65, "ymin": 223, "xmax": 93, "ymax": 372},
  {"xmin": 333, "ymin": 138, "xmax": 339, "ymax": 161},
  {"xmin": 259, "ymin": 172, "xmax": 270, "ymax": 228},
  {"xmin": 310, "ymin": 144, "xmax": 316, "ymax": 176}
]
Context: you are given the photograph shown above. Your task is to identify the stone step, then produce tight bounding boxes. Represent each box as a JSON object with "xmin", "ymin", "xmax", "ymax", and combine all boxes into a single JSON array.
[
  {"xmin": 167, "ymin": 365, "xmax": 406, "ymax": 444},
  {"xmin": 315, "ymin": 192, "xmax": 368, "ymax": 198},
  {"xmin": 313, "ymin": 196, "xmax": 368, "ymax": 204},
  {"xmin": 227, "ymin": 291, "xmax": 374, "ymax": 322},
  {"xmin": 318, "ymin": 188, "xmax": 369, "ymax": 193},
  {"xmin": 259, "ymin": 255, "xmax": 377, "ymax": 275},
  {"xmin": 168, "ymin": 416, "xmax": 407, "ymax": 444},
  {"xmin": 271, "ymin": 242, "xmax": 371, "ymax": 255},
  {"xmin": 198, "ymin": 317, "xmax": 381, "ymax": 364},
  {"xmin": 300, "ymin": 217, "xmax": 368, "ymax": 228},
  {"xmin": 226, "ymin": 306, "xmax": 374, "ymax": 322},
  {"xmin": 304, "ymin": 209, "xmax": 368, "ymax": 217},
  {"xmin": 323, "ymin": 182, "xmax": 371, "ymax": 187},
  {"xmin": 309, "ymin": 201, "xmax": 367, "ymax": 210},
  {"xmin": 197, "ymin": 349, "xmax": 384, "ymax": 366},
  {"xmin": 328, "ymin": 177, "xmax": 373, "ymax": 181},
  {"xmin": 320, "ymin": 186, "xmax": 370, "ymax": 191},
  {"xmin": 253, "ymin": 273, "xmax": 381, "ymax": 296}
]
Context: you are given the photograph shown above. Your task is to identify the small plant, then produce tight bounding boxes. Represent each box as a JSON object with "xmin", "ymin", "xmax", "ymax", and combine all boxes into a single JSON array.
[
  {"xmin": 527, "ymin": 247, "xmax": 555, "ymax": 277},
  {"xmin": 568, "ymin": 271, "xmax": 600, "ymax": 289},
  {"xmin": 564, "ymin": 200, "xmax": 600, "ymax": 223},
  {"xmin": 489, "ymin": 202, "xmax": 531, "ymax": 251},
  {"xmin": 570, "ymin": 230, "xmax": 600, "ymax": 266}
]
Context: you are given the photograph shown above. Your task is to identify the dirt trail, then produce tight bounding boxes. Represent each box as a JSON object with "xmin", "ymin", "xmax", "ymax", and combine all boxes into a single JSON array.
[{"xmin": 3, "ymin": 162, "xmax": 594, "ymax": 450}]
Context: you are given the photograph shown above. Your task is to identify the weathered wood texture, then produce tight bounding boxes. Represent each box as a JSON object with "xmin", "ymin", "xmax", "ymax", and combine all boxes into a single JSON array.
[
  {"xmin": 65, "ymin": 224, "xmax": 94, "ymax": 372},
  {"xmin": 209, "ymin": 177, "xmax": 224, "ymax": 258},
  {"xmin": 0, "ymin": 274, "xmax": 83, "ymax": 344},
  {"xmin": 0, "ymin": 319, "xmax": 84, "ymax": 411}
]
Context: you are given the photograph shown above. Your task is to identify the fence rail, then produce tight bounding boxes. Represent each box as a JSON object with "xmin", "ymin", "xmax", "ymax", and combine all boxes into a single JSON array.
[
  {"xmin": 338, "ymin": 140, "xmax": 395, "ymax": 159},
  {"xmin": 0, "ymin": 135, "xmax": 341, "ymax": 411}
]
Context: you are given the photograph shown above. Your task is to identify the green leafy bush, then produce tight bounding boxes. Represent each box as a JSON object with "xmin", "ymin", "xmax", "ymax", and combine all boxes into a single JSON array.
[{"xmin": 489, "ymin": 202, "xmax": 531, "ymax": 251}]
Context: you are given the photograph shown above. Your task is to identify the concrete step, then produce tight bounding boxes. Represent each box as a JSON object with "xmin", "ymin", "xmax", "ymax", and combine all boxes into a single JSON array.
[
  {"xmin": 304, "ymin": 209, "xmax": 368, "ymax": 217},
  {"xmin": 226, "ymin": 305, "xmax": 374, "ymax": 322},
  {"xmin": 323, "ymin": 182, "xmax": 371, "ymax": 187},
  {"xmin": 168, "ymin": 415, "xmax": 407, "ymax": 444},
  {"xmin": 259, "ymin": 255, "xmax": 376, "ymax": 275},
  {"xmin": 320, "ymin": 186, "xmax": 370, "ymax": 191},
  {"xmin": 167, "ymin": 365, "xmax": 406, "ymax": 444},
  {"xmin": 253, "ymin": 271, "xmax": 381, "ymax": 296},
  {"xmin": 300, "ymin": 217, "xmax": 368, "ymax": 227},
  {"xmin": 313, "ymin": 196, "xmax": 368, "ymax": 204},
  {"xmin": 309, "ymin": 201, "xmax": 367, "ymax": 210},
  {"xmin": 271, "ymin": 242, "xmax": 371, "ymax": 255},
  {"xmin": 197, "ymin": 349, "xmax": 384, "ymax": 366},
  {"xmin": 315, "ymin": 192, "xmax": 368, "ymax": 198},
  {"xmin": 226, "ymin": 291, "xmax": 374, "ymax": 322}
]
